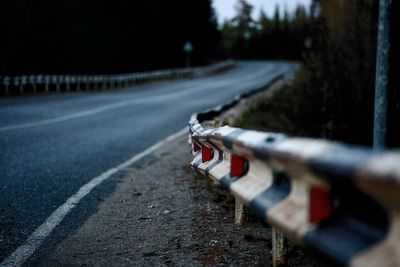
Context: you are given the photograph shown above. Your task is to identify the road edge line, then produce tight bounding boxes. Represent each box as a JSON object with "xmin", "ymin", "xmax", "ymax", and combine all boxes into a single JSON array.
[{"xmin": 0, "ymin": 127, "xmax": 188, "ymax": 267}]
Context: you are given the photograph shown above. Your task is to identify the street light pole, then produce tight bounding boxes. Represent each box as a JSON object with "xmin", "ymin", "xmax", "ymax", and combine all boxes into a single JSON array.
[{"xmin": 373, "ymin": 0, "xmax": 392, "ymax": 150}]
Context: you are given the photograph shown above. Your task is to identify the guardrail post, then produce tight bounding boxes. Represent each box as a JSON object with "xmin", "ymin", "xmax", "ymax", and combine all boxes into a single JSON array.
[
  {"xmin": 29, "ymin": 75, "xmax": 36, "ymax": 93},
  {"xmin": 66, "ymin": 79, "xmax": 71, "ymax": 92},
  {"xmin": 77, "ymin": 78, "xmax": 81, "ymax": 91},
  {"xmin": 102, "ymin": 78, "xmax": 107, "ymax": 90},
  {"xmin": 32, "ymin": 82, "xmax": 37, "ymax": 93},
  {"xmin": 85, "ymin": 77, "xmax": 90, "ymax": 90},
  {"xmin": 21, "ymin": 76, "xmax": 27, "ymax": 95},
  {"xmin": 272, "ymin": 228, "xmax": 287, "ymax": 267},
  {"xmin": 18, "ymin": 77, "xmax": 24, "ymax": 95},
  {"xmin": 3, "ymin": 77, "xmax": 10, "ymax": 96},
  {"xmin": 44, "ymin": 76, "xmax": 49, "ymax": 92},
  {"xmin": 56, "ymin": 77, "xmax": 61, "ymax": 93},
  {"xmin": 235, "ymin": 198, "xmax": 245, "ymax": 225},
  {"xmin": 13, "ymin": 77, "xmax": 21, "ymax": 95}
]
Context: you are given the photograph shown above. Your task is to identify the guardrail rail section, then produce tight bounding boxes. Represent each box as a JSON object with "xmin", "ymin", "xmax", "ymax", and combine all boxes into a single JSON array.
[
  {"xmin": 0, "ymin": 61, "xmax": 235, "ymax": 96},
  {"xmin": 189, "ymin": 113, "xmax": 400, "ymax": 266}
]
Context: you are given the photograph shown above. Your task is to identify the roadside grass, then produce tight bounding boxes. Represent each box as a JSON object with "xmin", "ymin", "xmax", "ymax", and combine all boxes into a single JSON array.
[{"xmin": 236, "ymin": 65, "xmax": 330, "ymax": 139}]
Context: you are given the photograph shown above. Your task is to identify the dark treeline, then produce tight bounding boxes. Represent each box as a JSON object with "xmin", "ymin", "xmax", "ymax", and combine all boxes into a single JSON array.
[
  {"xmin": 0, "ymin": 0, "xmax": 220, "ymax": 75},
  {"xmin": 222, "ymin": 0, "xmax": 312, "ymax": 60},
  {"xmin": 237, "ymin": 0, "xmax": 399, "ymax": 147},
  {"xmin": 301, "ymin": 0, "xmax": 399, "ymax": 146}
]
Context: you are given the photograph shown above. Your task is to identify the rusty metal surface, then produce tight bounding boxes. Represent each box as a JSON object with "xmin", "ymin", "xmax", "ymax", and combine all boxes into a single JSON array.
[{"xmin": 189, "ymin": 115, "xmax": 400, "ymax": 265}]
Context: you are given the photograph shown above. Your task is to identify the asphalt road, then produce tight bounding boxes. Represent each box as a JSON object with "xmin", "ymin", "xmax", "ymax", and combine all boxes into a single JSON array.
[{"xmin": 0, "ymin": 61, "xmax": 296, "ymax": 264}]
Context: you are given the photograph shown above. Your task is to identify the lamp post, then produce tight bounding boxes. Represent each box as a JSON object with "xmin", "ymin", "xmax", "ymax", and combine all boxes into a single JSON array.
[{"xmin": 373, "ymin": 0, "xmax": 392, "ymax": 150}]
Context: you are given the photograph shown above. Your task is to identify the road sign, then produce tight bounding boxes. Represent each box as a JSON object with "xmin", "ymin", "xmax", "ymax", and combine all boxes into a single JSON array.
[{"xmin": 183, "ymin": 42, "xmax": 193, "ymax": 54}]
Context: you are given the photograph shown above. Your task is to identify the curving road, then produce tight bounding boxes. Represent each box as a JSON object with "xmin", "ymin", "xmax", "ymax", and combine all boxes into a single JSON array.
[{"xmin": 0, "ymin": 61, "xmax": 296, "ymax": 264}]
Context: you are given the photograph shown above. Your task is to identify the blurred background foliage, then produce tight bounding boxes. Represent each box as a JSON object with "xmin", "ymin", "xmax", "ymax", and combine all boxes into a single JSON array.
[
  {"xmin": 236, "ymin": 0, "xmax": 399, "ymax": 147},
  {"xmin": 222, "ymin": 0, "xmax": 312, "ymax": 60},
  {"xmin": 0, "ymin": 0, "xmax": 398, "ymax": 146}
]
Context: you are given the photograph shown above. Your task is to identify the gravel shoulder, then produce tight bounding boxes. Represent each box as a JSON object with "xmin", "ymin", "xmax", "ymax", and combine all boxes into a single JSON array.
[{"xmin": 41, "ymin": 131, "xmax": 331, "ymax": 266}]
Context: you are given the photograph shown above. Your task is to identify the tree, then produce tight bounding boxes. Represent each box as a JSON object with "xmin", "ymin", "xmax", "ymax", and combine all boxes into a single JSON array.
[
  {"xmin": 273, "ymin": 5, "xmax": 280, "ymax": 31},
  {"xmin": 291, "ymin": 0, "xmax": 397, "ymax": 145},
  {"xmin": 232, "ymin": 0, "xmax": 254, "ymax": 37},
  {"xmin": 221, "ymin": 0, "xmax": 310, "ymax": 60},
  {"xmin": 258, "ymin": 10, "xmax": 272, "ymax": 31},
  {"xmin": 0, "ymin": 0, "xmax": 221, "ymax": 75}
]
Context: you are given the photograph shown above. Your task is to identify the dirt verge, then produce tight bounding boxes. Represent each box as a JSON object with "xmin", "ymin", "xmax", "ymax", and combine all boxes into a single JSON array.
[{"xmin": 42, "ymin": 132, "xmax": 332, "ymax": 266}]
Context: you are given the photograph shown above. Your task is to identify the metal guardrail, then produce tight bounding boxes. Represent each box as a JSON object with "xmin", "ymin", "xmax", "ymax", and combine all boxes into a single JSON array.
[
  {"xmin": 188, "ymin": 83, "xmax": 400, "ymax": 266},
  {"xmin": 0, "ymin": 61, "xmax": 235, "ymax": 97}
]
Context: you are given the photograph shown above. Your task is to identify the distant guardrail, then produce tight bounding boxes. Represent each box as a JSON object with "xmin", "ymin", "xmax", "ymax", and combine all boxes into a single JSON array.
[
  {"xmin": 0, "ymin": 61, "xmax": 235, "ymax": 97},
  {"xmin": 188, "ymin": 78, "xmax": 400, "ymax": 266}
]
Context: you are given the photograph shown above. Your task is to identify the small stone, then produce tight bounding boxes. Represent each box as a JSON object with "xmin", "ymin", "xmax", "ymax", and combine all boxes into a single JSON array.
[{"xmin": 209, "ymin": 240, "xmax": 219, "ymax": 246}]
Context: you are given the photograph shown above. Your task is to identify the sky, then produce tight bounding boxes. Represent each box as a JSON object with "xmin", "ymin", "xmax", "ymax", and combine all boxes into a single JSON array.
[{"xmin": 212, "ymin": 0, "xmax": 312, "ymax": 24}]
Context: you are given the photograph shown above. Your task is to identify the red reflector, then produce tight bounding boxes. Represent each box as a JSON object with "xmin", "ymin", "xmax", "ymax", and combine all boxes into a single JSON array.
[
  {"xmin": 202, "ymin": 146, "xmax": 213, "ymax": 162},
  {"xmin": 309, "ymin": 187, "xmax": 332, "ymax": 224},
  {"xmin": 193, "ymin": 143, "xmax": 200, "ymax": 152},
  {"xmin": 231, "ymin": 155, "xmax": 247, "ymax": 177}
]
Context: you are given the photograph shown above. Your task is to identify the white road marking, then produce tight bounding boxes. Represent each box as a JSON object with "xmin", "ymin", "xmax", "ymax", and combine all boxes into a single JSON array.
[
  {"xmin": 0, "ymin": 84, "xmax": 205, "ymax": 132},
  {"xmin": 0, "ymin": 65, "xmax": 286, "ymax": 133},
  {"xmin": 0, "ymin": 127, "xmax": 188, "ymax": 267},
  {"xmin": 0, "ymin": 80, "xmax": 230, "ymax": 132}
]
